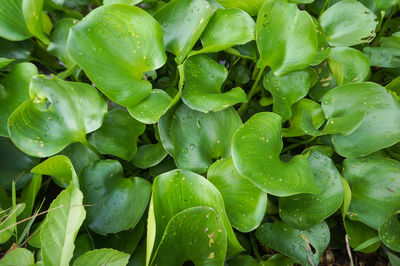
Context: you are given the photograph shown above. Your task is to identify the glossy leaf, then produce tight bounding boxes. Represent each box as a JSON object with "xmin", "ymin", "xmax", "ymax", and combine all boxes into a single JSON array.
[
  {"xmin": 195, "ymin": 8, "xmax": 255, "ymax": 54},
  {"xmin": 104, "ymin": 0, "xmax": 142, "ymax": 5},
  {"xmin": 31, "ymin": 155, "xmax": 78, "ymax": 188},
  {"xmin": 256, "ymin": 221, "xmax": 330, "ymax": 266},
  {"xmin": 132, "ymin": 142, "xmax": 167, "ymax": 169},
  {"xmin": 344, "ymin": 219, "xmax": 380, "ymax": 253},
  {"xmin": 279, "ymin": 150, "xmax": 344, "ymax": 229},
  {"xmin": 327, "ymin": 47, "xmax": 370, "ymax": 85},
  {"xmin": 320, "ymin": 0, "xmax": 378, "ymax": 47},
  {"xmin": 8, "ymin": 75, "xmax": 107, "ymax": 158},
  {"xmin": 22, "ymin": 0, "xmax": 50, "ymax": 44},
  {"xmin": 79, "ymin": 160, "xmax": 151, "ymax": 234},
  {"xmin": 0, "ymin": 248, "xmax": 34, "ymax": 266},
  {"xmin": 68, "ymin": 4, "xmax": 166, "ymax": 107},
  {"xmin": 0, "ymin": 58, "xmax": 14, "ymax": 69},
  {"xmin": 92, "ymin": 108, "xmax": 145, "ymax": 161},
  {"xmin": 169, "ymin": 104, "xmax": 242, "ymax": 173},
  {"xmin": 309, "ymin": 61, "xmax": 337, "ymax": 102},
  {"xmin": 379, "ymin": 213, "xmax": 400, "ymax": 252},
  {"xmin": 0, "ymin": 62, "xmax": 38, "ymax": 137},
  {"xmin": 73, "ymin": 249, "xmax": 130, "ymax": 266},
  {"xmin": 0, "ymin": 0, "xmax": 31, "ymax": 41},
  {"xmin": 232, "ymin": 112, "xmax": 319, "ymax": 197},
  {"xmin": 321, "ymin": 82, "xmax": 400, "ymax": 157},
  {"xmin": 282, "ymin": 99, "xmax": 325, "ymax": 137},
  {"xmin": 216, "ymin": 0, "xmax": 265, "ymax": 16},
  {"xmin": 40, "ymin": 184, "xmax": 86, "ymax": 266},
  {"xmin": 256, "ymin": 0, "xmax": 317, "ymax": 76},
  {"xmin": 182, "ymin": 54, "xmax": 247, "ymax": 112},
  {"xmin": 151, "ymin": 169, "xmax": 243, "ymax": 256},
  {"xmin": 310, "ymin": 19, "xmax": 330, "ymax": 66},
  {"xmin": 207, "ymin": 158, "xmax": 268, "ymax": 232},
  {"xmin": 343, "ymin": 157, "xmax": 400, "ymax": 229},
  {"xmin": 151, "ymin": 207, "xmax": 227, "ymax": 266},
  {"xmin": 263, "ymin": 70, "xmax": 311, "ymax": 121},
  {"xmin": 58, "ymin": 143, "xmax": 99, "ymax": 175},
  {"xmin": 154, "ymin": 0, "xmax": 215, "ymax": 63},
  {"xmin": 0, "ymin": 137, "xmax": 40, "ymax": 189}
]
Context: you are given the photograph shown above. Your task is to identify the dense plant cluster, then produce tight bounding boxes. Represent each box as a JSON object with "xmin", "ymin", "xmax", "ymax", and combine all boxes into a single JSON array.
[{"xmin": 0, "ymin": 0, "xmax": 400, "ymax": 265}]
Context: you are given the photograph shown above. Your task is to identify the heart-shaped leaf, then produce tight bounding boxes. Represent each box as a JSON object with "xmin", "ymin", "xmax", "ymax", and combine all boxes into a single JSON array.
[
  {"xmin": 327, "ymin": 47, "xmax": 370, "ymax": 85},
  {"xmin": 169, "ymin": 104, "xmax": 242, "ymax": 173},
  {"xmin": 92, "ymin": 108, "xmax": 145, "ymax": 161},
  {"xmin": 256, "ymin": 0, "xmax": 317, "ymax": 76},
  {"xmin": 0, "ymin": 137, "xmax": 40, "ymax": 190},
  {"xmin": 8, "ymin": 75, "xmax": 107, "ymax": 158},
  {"xmin": 256, "ymin": 221, "xmax": 330, "ymax": 266},
  {"xmin": 321, "ymin": 82, "xmax": 400, "ymax": 157},
  {"xmin": 216, "ymin": 0, "xmax": 266, "ymax": 16},
  {"xmin": 279, "ymin": 149, "xmax": 344, "ymax": 229},
  {"xmin": 40, "ymin": 184, "xmax": 86, "ymax": 266},
  {"xmin": 232, "ymin": 112, "xmax": 319, "ymax": 197},
  {"xmin": 207, "ymin": 158, "xmax": 268, "ymax": 232},
  {"xmin": 150, "ymin": 169, "xmax": 243, "ymax": 256},
  {"xmin": 182, "ymin": 54, "xmax": 247, "ymax": 112},
  {"xmin": 150, "ymin": 207, "xmax": 227, "ymax": 266},
  {"xmin": 154, "ymin": 0, "xmax": 215, "ymax": 63},
  {"xmin": 320, "ymin": 0, "xmax": 378, "ymax": 47},
  {"xmin": 379, "ymin": 213, "xmax": 400, "ymax": 252},
  {"xmin": 263, "ymin": 70, "xmax": 311, "ymax": 121},
  {"xmin": 343, "ymin": 157, "xmax": 400, "ymax": 229},
  {"xmin": 68, "ymin": 4, "xmax": 166, "ymax": 108},
  {"xmin": 73, "ymin": 249, "xmax": 130, "ymax": 266},
  {"xmin": 79, "ymin": 160, "xmax": 151, "ymax": 234},
  {"xmin": 193, "ymin": 8, "xmax": 255, "ymax": 55},
  {"xmin": 0, "ymin": 62, "xmax": 38, "ymax": 137}
]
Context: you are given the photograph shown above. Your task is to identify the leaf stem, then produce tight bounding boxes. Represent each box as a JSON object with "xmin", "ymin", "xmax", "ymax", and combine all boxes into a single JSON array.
[
  {"xmin": 372, "ymin": 6, "xmax": 398, "ymax": 46},
  {"xmin": 238, "ymin": 66, "xmax": 266, "ymax": 115},
  {"xmin": 80, "ymin": 138, "xmax": 102, "ymax": 157},
  {"xmin": 250, "ymin": 232, "xmax": 262, "ymax": 261}
]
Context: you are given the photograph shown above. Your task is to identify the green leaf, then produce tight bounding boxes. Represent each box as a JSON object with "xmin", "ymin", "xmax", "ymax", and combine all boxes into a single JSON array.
[
  {"xmin": 0, "ymin": 137, "xmax": 40, "ymax": 190},
  {"xmin": 321, "ymin": 82, "xmax": 400, "ymax": 157},
  {"xmin": 92, "ymin": 108, "xmax": 145, "ymax": 161},
  {"xmin": 0, "ymin": 58, "xmax": 15, "ymax": 69},
  {"xmin": 256, "ymin": 0, "xmax": 317, "ymax": 76},
  {"xmin": 73, "ymin": 249, "xmax": 130, "ymax": 266},
  {"xmin": 344, "ymin": 219, "xmax": 380, "ymax": 253},
  {"xmin": 282, "ymin": 99, "xmax": 325, "ymax": 137},
  {"xmin": 0, "ymin": 248, "xmax": 34, "ymax": 266},
  {"xmin": 0, "ymin": 62, "xmax": 38, "ymax": 137},
  {"xmin": 182, "ymin": 54, "xmax": 247, "ymax": 112},
  {"xmin": 132, "ymin": 142, "xmax": 167, "ymax": 169},
  {"xmin": 279, "ymin": 150, "xmax": 344, "ymax": 229},
  {"xmin": 104, "ymin": 0, "xmax": 142, "ymax": 5},
  {"xmin": 388, "ymin": 252, "xmax": 400, "ymax": 265},
  {"xmin": 0, "ymin": 0, "xmax": 31, "ymax": 41},
  {"xmin": 68, "ymin": 4, "xmax": 166, "ymax": 107},
  {"xmin": 151, "ymin": 169, "xmax": 243, "ymax": 256},
  {"xmin": 256, "ymin": 221, "xmax": 330, "ymax": 266},
  {"xmin": 263, "ymin": 70, "xmax": 311, "ymax": 121},
  {"xmin": 0, "ymin": 38, "xmax": 33, "ymax": 61},
  {"xmin": 58, "ymin": 143, "xmax": 99, "ymax": 175},
  {"xmin": 232, "ymin": 112, "xmax": 319, "ymax": 197},
  {"xmin": 154, "ymin": 0, "xmax": 215, "ymax": 63},
  {"xmin": 310, "ymin": 19, "xmax": 330, "ymax": 66},
  {"xmin": 127, "ymin": 89, "xmax": 172, "ymax": 124},
  {"xmin": 215, "ymin": 0, "xmax": 266, "ymax": 16},
  {"xmin": 207, "ymin": 158, "xmax": 268, "ymax": 232},
  {"xmin": 79, "ymin": 160, "xmax": 151, "ymax": 234},
  {"xmin": 8, "ymin": 75, "xmax": 107, "ymax": 158},
  {"xmin": 320, "ymin": 0, "xmax": 378, "ymax": 47},
  {"xmin": 22, "ymin": 0, "xmax": 49, "ymax": 44},
  {"xmin": 193, "ymin": 8, "xmax": 255, "ymax": 55},
  {"xmin": 341, "ymin": 178, "xmax": 351, "ymax": 219},
  {"xmin": 170, "ymin": 104, "xmax": 242, "ymax": 173},
  {"xmin": 309, "ymin": 61, "xmax": 337, "ymax": 102},
  {"xmin": 363, "ymin": 46, "xmax": 400, "ymax": 68},
  {"xmin": 48, "ymin": 18, "xmax": 78, "ymax": 69},
  {"xmin": 20, "ymin": 174, "xmax": 42, "ymax": 220},
  {"xmin": 31, "ymin": 155, "xmax": 78, "ymax": 188},
  {"xmin": 151, "ymin": 206, "xmax": 227, "ymax": 266},
  {"xmin": 343, "ymin": 157, "xmax": 400, "ymax": 229},
  {"xmin": 327, "ymin": 47, "xmax": 370, "ymax": 85},
  {"xmin": 40, "ymin": 184, "xmax": 86, "ymax": 266}
]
